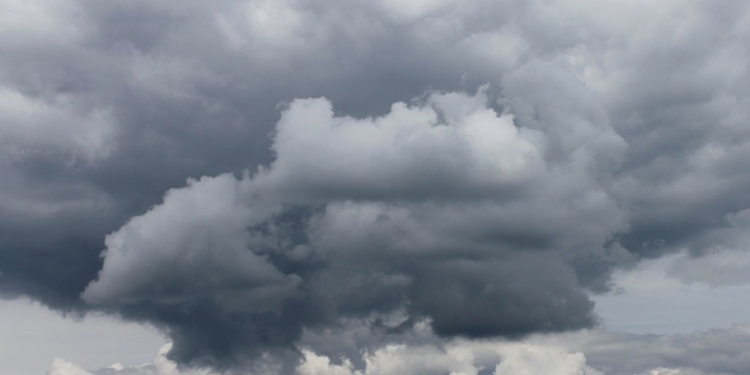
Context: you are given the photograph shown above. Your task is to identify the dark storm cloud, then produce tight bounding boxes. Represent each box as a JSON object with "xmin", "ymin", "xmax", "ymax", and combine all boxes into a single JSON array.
[
  {"xmin": 0, "ymin": 0, "xmax": 533, "ymax": 310},
  {"xmin": 79, "ymin": 78, "xmax": 623, "ymax": 369},
  {"xmin": 4, "ymin": 0, "xmax": 750, "ymax": 372}
]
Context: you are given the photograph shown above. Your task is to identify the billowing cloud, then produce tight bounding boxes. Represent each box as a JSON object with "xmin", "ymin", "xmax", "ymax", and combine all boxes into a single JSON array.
[
  {"xmin": 298, "ymin": 341, "xmax": 602, "ymax": 375},
  {"xmin": 3, "ymin": 0, "xmax": 750, "ymax": 373},
  {"xmin": 48, "ymin": 340, "xmax": 604, "ymax": 375},
  {"xmin": 80, "ymin": 75, "xmax": 629, "ymax": 367},
  {"xmin": 50, "ymin": 358, "xmax": 96, "ymax": 375},
  {"xmin": 50, "ymin": 325, "xmax": 750, "ymax": 375}
]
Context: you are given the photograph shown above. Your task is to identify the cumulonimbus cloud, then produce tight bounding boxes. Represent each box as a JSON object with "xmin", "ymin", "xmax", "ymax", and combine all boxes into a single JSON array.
[
  {"xmin": 3, "ymin": 0, "xmax": 750, "ymax": 372},
  {"xmin": 81, "ymin": 66, "xmax": 629, "ymax": 368}
]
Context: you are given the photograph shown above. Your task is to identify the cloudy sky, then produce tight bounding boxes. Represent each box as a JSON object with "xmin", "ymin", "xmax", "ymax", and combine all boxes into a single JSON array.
[{"xmin": 2, "ymin": 0, "xmax": 750, "ymax": 374}]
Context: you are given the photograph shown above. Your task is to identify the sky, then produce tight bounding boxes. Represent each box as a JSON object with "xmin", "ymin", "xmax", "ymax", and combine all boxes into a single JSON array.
[{"xmin": 2, "ymin": 0, "xmax": 750, "ymax": 374}]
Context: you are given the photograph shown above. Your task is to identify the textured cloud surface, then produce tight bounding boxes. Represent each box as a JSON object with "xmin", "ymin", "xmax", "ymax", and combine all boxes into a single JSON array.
[
  {"xmin": 3, "ymin": 0, "xmax": 750, "ymax": 372},
  {"xmin": 80, "ymin": 82, "xmax": 626, "ymax": 368},
  {"xmin": 49, "ymin": 326, "xmax": 750, "ymax": 375}
]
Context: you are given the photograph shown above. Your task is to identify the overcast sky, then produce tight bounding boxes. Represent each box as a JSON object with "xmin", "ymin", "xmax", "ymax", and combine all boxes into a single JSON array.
[{"xmin": 2, "ymin": 0, "xmax": 750, "ymax": 374}]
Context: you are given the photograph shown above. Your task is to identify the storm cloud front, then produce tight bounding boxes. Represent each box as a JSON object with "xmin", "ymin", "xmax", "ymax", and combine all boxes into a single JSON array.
[{"xmin": 3, "ymin": 0, "xmax": 750, "ymax": 374}]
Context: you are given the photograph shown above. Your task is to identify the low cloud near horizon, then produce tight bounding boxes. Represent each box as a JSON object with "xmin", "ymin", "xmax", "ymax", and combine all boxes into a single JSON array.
[
  {"xmin": 3, "ymin": 0, "xmax": 750, "ymax": 373},
  {"xmin": 48, "ymin": 325, "xmax": 750, "ymax": 375}
]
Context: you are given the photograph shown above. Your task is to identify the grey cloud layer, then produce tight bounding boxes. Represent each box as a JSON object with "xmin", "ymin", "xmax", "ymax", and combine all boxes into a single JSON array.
[
  {"xmin": 50, "ymin": 326, "xmax": 750, "ymax": 375},
  {"xmin": 3, "ymin": 0, "xmax": 750, "ymax": 372}
]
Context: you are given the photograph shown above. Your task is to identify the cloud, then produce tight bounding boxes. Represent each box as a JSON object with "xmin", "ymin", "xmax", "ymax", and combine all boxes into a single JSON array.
[
  {"xmin": 52, "ymin": 340, "xmax": 601, "ymax": 375},
  {"xmin": 2, "ymin": 0, "xmax": 750, "ymax": 372},
  {"xmin": 80, "ymin": 72, "xmax": 630, "ymax": 368},
  {"xmin": 256, "ymin": 87, "xmax": 542, "ymax": 200},
  {"xmin": 298, "ymin": 341, "xmax": 602, "ymax": 375},
  {"xmin": 50, "ymin": 344, "xmax": 215, "ymax": 375},
  {"xmin": 0, "ymin": 0, "xmax": 89, "ymax": 46},
  {"xmin": 0, "ymin": 87, "xmax": 117, "ymax": 164},
  {"xmin": 578, "ymin": 326, "xmax": 750, "ymax": 375},
  {"xmin": 664, "ymin": 208, "xmax": 750, "ymax": 286},
  {"xmin": 81, "ymin": 174, "xmax": 300, "ymax": 309},
  {"xmin": 49, "ymin": 358, "xmax": 96, "ymax": 375},
  {"xmin": 50, "ymin": 325, "xmax": 750, "ymax": 375}
]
